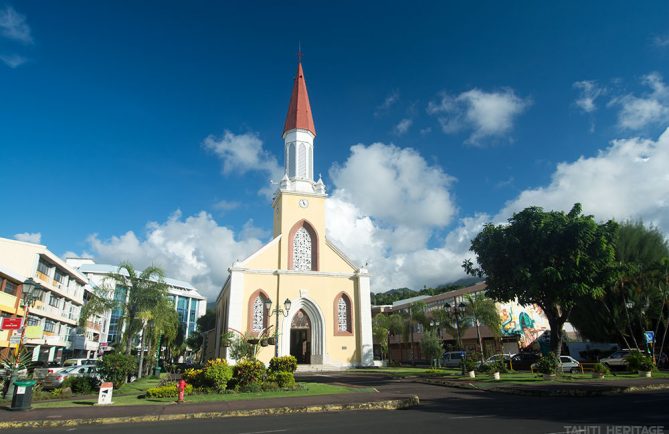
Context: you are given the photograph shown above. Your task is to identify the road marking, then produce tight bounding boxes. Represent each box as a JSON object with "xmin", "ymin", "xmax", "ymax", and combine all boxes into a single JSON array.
[
  {"xmin": 237, "ymin": 430, "xmax": 289, "ymax": 434},
  {"xmin": 449, "ymin": 415, "xmax": 493, "ymax": 419}
]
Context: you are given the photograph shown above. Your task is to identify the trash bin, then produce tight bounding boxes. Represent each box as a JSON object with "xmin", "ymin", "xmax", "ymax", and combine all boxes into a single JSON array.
[
  {"xmin": 10, "ymin": 380, "xmax": 36, "ymax": 411},
  {"xmin": 153, "ymin": 366, "xmax": 162, "ymax": 377}
]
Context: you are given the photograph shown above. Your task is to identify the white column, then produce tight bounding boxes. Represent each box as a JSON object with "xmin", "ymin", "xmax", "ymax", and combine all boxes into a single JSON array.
[
  {"xmin": 356, "ymin": 268, "xmax": 374, "ymax": 367},
  {"xmin": 226, "ymin": 266, "xmax": 245, "ymax": 364}
]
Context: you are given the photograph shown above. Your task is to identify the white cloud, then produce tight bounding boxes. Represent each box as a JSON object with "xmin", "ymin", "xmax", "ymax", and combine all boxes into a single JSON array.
[
  {"xmin": 0, "ymin": 54, "xmax": 27, "ymax": 68},
  {"xmin": 653, "ymin": 35, "xmax": 669, "ymax": 47},
  {"xmin": 374, "ymin": 90, "xmax": 399, "ymax": 116},
  {"xmin": 610, "ymin": 72, "xmax": 669, "ymax": 130},
  {"xmin": 427, "ymin": 88, "xmax": 530, "ymax": 145},
  {"xmin": 0, "ymin": 6, "xmax": 32, "ymax": 44},
  {"xmin": 329, "ymin": 142, "xmax": 456, "ymax": 228},
  {"xmin": 497, "ymin": 127, "xmax": 669, "ymax": 234},
  {"xmin": 86, "ymin": 211, "xmax": 264, "ymax": 300},
  {"xmin": 573, "ymin": 80, "xmax": 604, "ymax": 113},
  {"xmin": 393, "ymin": 118, "xmax": 412, "ymax": 135},
  {"xmin": 213, "ymin": 200, "xmax": 240, "ymax": 213},
  {"xmin": 14, "ymin": 232, "xmax": 41, "ymax": 243},
  {"xmin": 203, "ymin": 130, "xmax": 283, "ymax": 198}
]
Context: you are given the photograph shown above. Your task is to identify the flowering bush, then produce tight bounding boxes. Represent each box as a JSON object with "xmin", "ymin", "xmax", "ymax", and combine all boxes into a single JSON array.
[
  {"xmin": 233, "ymin": 359, "xmax": 266, "ymax": 389},
  {"xmin": 268, "ymin": 371, "xmax": 296, "ymax": 388},
  {"xmin": 145, "ymin": 383, "xmax": 193, "ymax": 398},
  {"xmin": 182, "ymin": 368, "xmax": 206, "ymax": 388}
]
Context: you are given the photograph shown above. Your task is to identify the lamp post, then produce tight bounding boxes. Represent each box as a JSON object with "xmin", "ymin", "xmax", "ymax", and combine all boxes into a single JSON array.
[
  {"xmin": 444, "ymin": 300, "xmax": 466, "ymax": 375},
  {"xmin": 265, "ymin": 298, "xmax": 292, "ymax": 357},
  {"xmin": 430, "ymin": 320, "xmax": 441, "ymax": 368}
]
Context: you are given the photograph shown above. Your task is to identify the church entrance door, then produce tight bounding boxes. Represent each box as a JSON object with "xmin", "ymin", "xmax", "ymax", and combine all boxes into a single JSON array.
[{"xmin": 290, "ymin": 309, "xmax": 311, "ymax": 364}]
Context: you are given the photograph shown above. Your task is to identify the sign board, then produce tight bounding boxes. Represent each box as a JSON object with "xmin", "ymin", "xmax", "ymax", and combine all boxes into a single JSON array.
[
  {"xmin": 100, "ymin": 342, "xmax": 108, "ymax": 348},
  {"xmin": 16, "ymin": 386, "xmax": 26, "ymax": 395},
  {"xmin": 9, "ymin": 334, "xmax": 21, "ymax": 345},
  {"xmin": 97, "ymin": 382, "xmax": 113, "ymax": 405},
  {"xmin": 1, "ymin": 317, "xmax": 23, "ymax": 330},
  {"xmin": 25, "ymin": 325, "xmax": 43, "ymax": 339},
  {"xmin": 644, "ymin": 331, "xmax": 655, "ymax": 344}
]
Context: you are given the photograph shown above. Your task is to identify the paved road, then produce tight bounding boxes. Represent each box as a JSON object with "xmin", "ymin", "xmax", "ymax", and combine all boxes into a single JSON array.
[{"xmin": 5, "ymin": 373, "xmax": 668, "ymax": 434}]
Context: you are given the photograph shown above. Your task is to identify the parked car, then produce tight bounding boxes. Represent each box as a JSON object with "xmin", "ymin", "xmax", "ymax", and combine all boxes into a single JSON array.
[
  {"xmin": 41, "ymin": 364, "xmax": 100, "ymax": 390},
  {"xmin": 32, "ymin": 361, "xmax": 65, "ymax": 381},
  {"xmin": 559, "ymin": 355, "xmax": 581, "ymax": 373},
  {"xmin": 510, "ymin": 352, "xmax": 542, "ymax": 370},
  {"xmin": 441, "ymin": 351, "xmax": 466, "ymax": 368},
  {"xmin": 62, "ymin": 358, "xmax": 98, "ymax": 368},
  {"xmin": 482, "ymin": 353, "xmax": 514, "ymax": 367},
  {"xmin": 600, "ymin": 349, "xmax": 632, "ymax": 370}
]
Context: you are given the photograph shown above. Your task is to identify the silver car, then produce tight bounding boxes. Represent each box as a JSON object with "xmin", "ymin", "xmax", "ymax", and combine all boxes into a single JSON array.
[
  {"xmin": 559, "ymin": 355, "xmax": 581, "ymax": 373},
  {"xmin": 41, "ymin": 364, "xmax": 99, "ymax": 390}
]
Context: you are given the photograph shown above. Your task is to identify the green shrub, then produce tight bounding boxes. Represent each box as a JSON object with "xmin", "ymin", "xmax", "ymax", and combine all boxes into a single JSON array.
[
  {"xmin": 268, "ymin": 356, "xmax": 298, "ymax": 373},
  {"xmin": 97, "ymin": 353, "xmax": 137, "ymax": 389},
  {"xmin": 462, "ymin": 354, "xmax": 478, "ymax": 372},
  {"xmin": 62, "ymin": 376, "xmax": 98, "ymax": 394},
  {"xmin": 535, "ymin": 354, "xmax": 560, "ymax": 375},
  {"xmin": 492, "ymin": 358, "xmax": 509, "ymax": 374},
  {"xmin": 476, "ymin": 363, "xmax": 491, "ymax": 373},
  {"xmin": 145, "ymin": 383, "xmax": 193, "ymax": 398},
  {"xmin": 182, "ymin": 368, "xmax": 206, "ymax": 388},
  {"xmin": 270, "ymin": 371, "xmax": 296, "ymax": 388},
  {"xmin": 203, "ymin": 358, "xmax": 233, "ymax": 391},
  {"xmin": 626, "ymin": 350, "xmax": 654, "ymax": 371},
  {"xmin": 593, "ymin": 363, "xmax": 610, "ymax": 375},
  {"xmin": 233, "ymin": 359, "xmax": 266, "ymax": 389}
]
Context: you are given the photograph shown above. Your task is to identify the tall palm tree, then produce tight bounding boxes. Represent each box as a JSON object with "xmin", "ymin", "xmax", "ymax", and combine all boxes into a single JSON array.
[{"xmin": 463, "ymin": 293, "xmax": 501, "ymax": 362}]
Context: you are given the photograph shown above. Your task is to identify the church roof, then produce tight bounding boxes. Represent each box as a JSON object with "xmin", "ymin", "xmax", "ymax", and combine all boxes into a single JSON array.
[{"xmin": 283, "ymin": 61, "xmax": 316, "ymax": 137}]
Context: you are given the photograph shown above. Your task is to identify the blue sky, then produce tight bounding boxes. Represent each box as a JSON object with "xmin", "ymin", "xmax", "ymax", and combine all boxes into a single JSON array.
[{"xmin": 2, "ymin": 1, "xmax": 669, "ymax": 299}]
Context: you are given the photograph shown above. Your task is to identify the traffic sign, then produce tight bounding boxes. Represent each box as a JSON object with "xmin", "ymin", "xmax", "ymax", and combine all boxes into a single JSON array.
[
  {"xmin": 644, "ymin": 331, "xmax": 655, "ymax": 343},
  {"xmin": 1, "ymin": 317, "xmax": 23, "ymax": 330}
]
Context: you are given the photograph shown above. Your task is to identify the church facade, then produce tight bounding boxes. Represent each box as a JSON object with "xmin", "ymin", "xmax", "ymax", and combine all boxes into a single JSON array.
[{"xmin": 214, "ymin": 60, "xmax": 374, "ymax": 368}]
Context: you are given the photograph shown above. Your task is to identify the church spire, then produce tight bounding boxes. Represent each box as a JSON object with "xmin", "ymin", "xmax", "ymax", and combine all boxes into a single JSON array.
[{"xmin": 283, "ymin": 56, "xmax": 316, "ymax": 137}]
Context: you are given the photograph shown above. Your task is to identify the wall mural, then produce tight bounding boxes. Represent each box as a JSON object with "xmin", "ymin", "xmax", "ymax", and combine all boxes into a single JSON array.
[{"xmin": 498, "ymin": 301, "xmax": 549, "ymax": 349}]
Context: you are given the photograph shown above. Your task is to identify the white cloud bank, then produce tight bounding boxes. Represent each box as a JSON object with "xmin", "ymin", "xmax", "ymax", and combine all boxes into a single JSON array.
[
  {"xmin": 610, "ymin": 72, "xmax": 669, "ymax": 131},
  {"xmin": 84, "ymin": 127, "xmax": 669, "ymax": 299},
  {"xmin": 0, "ymin": 6, "xmax": 32, "ymax": 44},
  {"xmin": 14, "ymin": 232, "xmax": 41, "ymax": 243},
  {"xmin": 427, "ymin": 88, "xmax": 531, "ymax": 145}
]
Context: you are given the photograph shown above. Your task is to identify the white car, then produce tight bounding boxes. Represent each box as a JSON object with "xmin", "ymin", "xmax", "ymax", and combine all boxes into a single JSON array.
[
  {"xmin": 600, "ymin": 349, "xmax": 632, "ymax": 369},
  {"xmin": 559, "ymin": 355, "xmax": 581, "ymax": 373}
]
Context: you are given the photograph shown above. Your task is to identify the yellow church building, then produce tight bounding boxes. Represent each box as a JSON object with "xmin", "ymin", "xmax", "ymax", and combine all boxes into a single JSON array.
[{"xmin": 214, "ymin": 59, "xmax": 374, "ymax": 369}]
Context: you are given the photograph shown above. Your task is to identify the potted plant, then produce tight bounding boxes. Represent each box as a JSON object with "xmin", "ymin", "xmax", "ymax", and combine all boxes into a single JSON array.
[
  {"xmin": 463, "ymin": 356, "xmax": 478, "ymax": 378},
  {"xmin": 592, "ymin": 363, "xmax": 609, "ymax": 379},
  {"xmin": 267, "ymin": 336, "xmax": 276, "ymax": 346},
  {"xmin": 535, "ymin": 354, "xmax": 560, "ymax": 380},
  {"xmin": 491, "ymin": 358, "xmax": 508, "ymax": 380},
  {"xmin": 626, "ymin": 351, "xmax": 654, "ymax": 377},
  {"xmin": 260, "ymin": 338, "xmax": 269, "ymax": 347}
]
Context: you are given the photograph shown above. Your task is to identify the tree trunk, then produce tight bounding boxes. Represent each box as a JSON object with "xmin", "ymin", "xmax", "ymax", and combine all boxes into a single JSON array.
[
  {"xmin": 475, "ymin": 319, "xmax": 484, "ymax": 363},
  {"xmin": 547, "ymin": 316, "xmax": 565, "ymax": 356}
]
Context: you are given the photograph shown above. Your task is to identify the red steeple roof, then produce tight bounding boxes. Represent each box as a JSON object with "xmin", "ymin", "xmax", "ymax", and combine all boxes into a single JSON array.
[{"xmin": 283, "ymin": 61, "xmax": 316, "ymax": 137}]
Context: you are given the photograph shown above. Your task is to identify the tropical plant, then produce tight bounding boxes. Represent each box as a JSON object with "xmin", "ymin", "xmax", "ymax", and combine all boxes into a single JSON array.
[
  {"xmin": 97, "ymin": 352, "xmax": 138, "ymax": 389},
  {"xmin": 464, "ymin": 203, "xmax": 618, "ymax": 356},
  {"xmin": 421, "ymin": 329, "xmax": 443, "ymax": 367},
  {"xmin": 229, "ymin": 332, "xmax": 260, "ymax": 360},
  {"xmin": 203, "ymin": 358, "xmax": 233, "ymax": 392},
  {"xmin": 462, "ymin": 293, "xmax": 501, "ymax": 362},
  {"xmin": 535, "ymin": 354, "xmax": 560, "ymax": 375},
  {"xmin": 626, "ymin": 350, "xmax": 654, "ymax": 372},
  {"xmin": 232, "ymin": 359, "xmax": 266, "ymax": 390},
  {"xmin": 593, "ymin": 363, "xmax": 610, "ymax": 375},
  {"xmin": 268, "ymin": 356, "xmax": 297, "ymax": 373},
  {"xmin": 463, "ymin": 354, "xmax": 479, "ymax": 372}
]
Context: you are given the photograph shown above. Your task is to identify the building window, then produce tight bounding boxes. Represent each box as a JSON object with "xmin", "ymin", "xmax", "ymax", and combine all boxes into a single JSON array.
[
  {"xmin": 293, "ymin": 227, "xmax": 312, "ymax": 271},
  {"xmin": 288, "ymin": 142, "xmax": 296, "ymax": 177},
  {"xmin": 49, "ymin": 294, "xmax": 60, "ymax": 308},
  {"xmin": 27, "ymin": 315, "xmax": 40, "ymax": 326},
  {"xmin": 334, "ymin": 293, "xmax": 352, "ymax": 335},
  {"xmin": 247, "ymin": 290, "xmax": 269, "ymax": 334},
  {"xmin": 37, "ymin": 260, "xmax": 50, "ymax": 275},
  {"xmin": 54, "ymin": 269, "xmax": 65, "ymax": 283},
  {"xmin": 189, "ymin": 299, "xmax": 198, "ymax": 334},
  {"xmin": 3, "ymin": 280, "xmax": 17, "ymax": 296},
  {"xmin": 44, "ymin": 319, "xmax": 56, "ymax": 332},
  {"xmin": 297, "ymin": 142, "xmax": 306, "ymax": 178}
]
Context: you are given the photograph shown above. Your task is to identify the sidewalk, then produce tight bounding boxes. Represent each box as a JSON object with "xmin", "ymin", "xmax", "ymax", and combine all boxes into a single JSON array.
[
  {"xmin": 0, "ymin": 390, "xmax": 419, "ymax": 430},
  {"xmin": 418, "ymin": 375, "xmax": 669, "ymax": 397}
]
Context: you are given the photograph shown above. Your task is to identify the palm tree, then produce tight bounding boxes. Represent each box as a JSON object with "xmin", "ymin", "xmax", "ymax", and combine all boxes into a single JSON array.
[
  {"xmin": 462, "ymin": 293, "xmax": 501, "ymax": 362},
  {"xmin": 372, "ymin": 313, "xmax": 403, "ymax": 364}
]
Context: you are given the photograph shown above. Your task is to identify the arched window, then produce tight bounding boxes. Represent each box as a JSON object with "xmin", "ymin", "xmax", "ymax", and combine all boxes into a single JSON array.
[
  {"xmin": 298, "ymin": 142, "xmax": 306, "ymax": 179},
  {"xmin": 247, "ymin": 290, "xmax": 269, "ymax": 334},
  {"xmin": 288, "ymin": 143, "xmax": 296, "ymax": 178},
  {"xmin": 334, "ymin": 292, "xmax": 353, "ymax": 335},
  {"xmin": 288, "ymin": 220, "xmax": 318, "ymax": 271}
]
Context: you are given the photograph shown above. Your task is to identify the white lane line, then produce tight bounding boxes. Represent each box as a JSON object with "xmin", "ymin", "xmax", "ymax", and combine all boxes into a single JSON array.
[
  {"xmin": 237, "ymin": 430, "xmax": 289, "ymax": 434},
  {"xmin": 449, "ymin": 415, "xmax": 494, "ymax": 419}
]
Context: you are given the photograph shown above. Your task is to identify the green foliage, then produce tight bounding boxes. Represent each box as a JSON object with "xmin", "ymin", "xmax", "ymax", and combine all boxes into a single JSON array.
[
  {"xmin": 626, "ymin": 350, "xmax": 654, "ymax": 371},
  {"xmin": 62, "ymin": 376, "xmax": 98, "ymax": 394},
  {"xmin": 267, "ymin": 371, "xmax": 296, "ymax": 388},
  {"xmin": 229, "ymin": 332, "xmax": 259, "ymax": 360},
  {"xmin": 463, "ymin": 354, "xmax": 478, "ymax": 372},
  {"xmin": 420, "ymin": 330, "xmax": 443, "ymax": 364},
  {"xmin": 203, "ymin": 358, "xmax": 233, "ymax": 391},
  {"xmin": 97, "ymin": 352, "xmax": 138, "ymax": 389},
  {"xmin": 0, "ymin": 350, "xmax": 32, "ymax": 379},
  {"xmin": 145, "ymin": 383, "xmax": 193, "ymax": 398},
  {"xmin": 535, "ymin": 354, "xmax": 560, "ymax": 375},
  {"xmin": 182, "ymin": 368, "xmax": 206, "ymax": 388},
  {"xmin": 268, "ymin": 356, "xmax": 297, "ymax": 373},
  {"xmin": 232, "ymin": 359, "xmax": 265, "ymax": 389},
  {"xmin": 593, "ymin": 363, "xmax": 610, "ymax": 375},
  {"xmin": 492, "ymin": 358, "xmax": 509, "ymax": 374},
  {"xmin": 464, "ymin": 203, "xmax": 618, "ymax": 355}
]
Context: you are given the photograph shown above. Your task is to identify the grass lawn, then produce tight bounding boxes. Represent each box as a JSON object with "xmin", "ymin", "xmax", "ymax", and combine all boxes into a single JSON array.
[
  {"xmin": 351, "ymin": 367, "xmax": 462, "ymax": 377},
  {"xmin": 30, "ymin": 382, "xmax": 373, "ymax": 409}
]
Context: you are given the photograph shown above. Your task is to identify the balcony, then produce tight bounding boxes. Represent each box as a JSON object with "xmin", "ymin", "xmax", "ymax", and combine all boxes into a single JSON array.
[{"xmin": 72, "ymin": 335, "xmax": 100, "ymax": 351}]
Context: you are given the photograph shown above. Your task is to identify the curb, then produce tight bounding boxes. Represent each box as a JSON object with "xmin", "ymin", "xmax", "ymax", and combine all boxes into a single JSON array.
[
  {"xmin": 417, "ymin": 378, "xmax": 669, "ymax": 397},
  {"xmin": 0, "ymin": 396, "xmax": 419, "ymax": 430}
]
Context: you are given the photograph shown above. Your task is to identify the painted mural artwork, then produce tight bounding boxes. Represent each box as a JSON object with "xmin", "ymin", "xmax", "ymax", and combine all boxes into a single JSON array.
[{"xmin": 499, "ymin": 302, "xmax": 549, "ymax": 349}]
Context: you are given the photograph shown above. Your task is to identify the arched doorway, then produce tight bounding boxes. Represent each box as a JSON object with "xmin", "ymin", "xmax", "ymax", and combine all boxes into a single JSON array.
[{"xmin": 290, "ymin": 309, "xmax": 311, "ymax": 364}]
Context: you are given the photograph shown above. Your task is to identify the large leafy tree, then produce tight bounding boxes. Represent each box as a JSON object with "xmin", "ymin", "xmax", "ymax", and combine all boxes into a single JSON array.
[
  {"xmin": 372, "ymin": 313, "xmax": 403, "ymax": 363},
  {"xmin": 569, "ymin": 221, "xmax": 669, "ymax": 352},
  {"xmin": 463, "ymin": 204, "xmax": 618, "ymax": 356}
]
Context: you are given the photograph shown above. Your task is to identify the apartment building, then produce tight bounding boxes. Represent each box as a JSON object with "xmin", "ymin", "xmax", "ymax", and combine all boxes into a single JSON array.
[
  {"xmin": 0, "ymin": 264, "xmax": 25, "ymax": 358},
  {"xmin": 0, "ymin": 238, "xmax": 90, "ymax": 362}
]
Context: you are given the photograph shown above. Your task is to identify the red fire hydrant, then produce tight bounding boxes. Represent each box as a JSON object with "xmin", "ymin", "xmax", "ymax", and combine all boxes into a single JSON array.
[{"xmin": 177, "ymin": 379, "xmax": 186, "ymax": 403}]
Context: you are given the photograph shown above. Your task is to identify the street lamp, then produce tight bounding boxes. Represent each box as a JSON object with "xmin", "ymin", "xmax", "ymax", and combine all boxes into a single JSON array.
[
  {"xmin": 444, "ymin": 300, "xmax": 466, "ymax": 375},
  {"xmin": 15, "ymin": 278, "xmax": 44, "ymax": 356},
  {"xmin": 265, "ymin": 298, "xmax": 292, "ymax": 357},
  {"xmin": 430, "ymin": 320, "xmax": 441, "ymax": 368}
]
